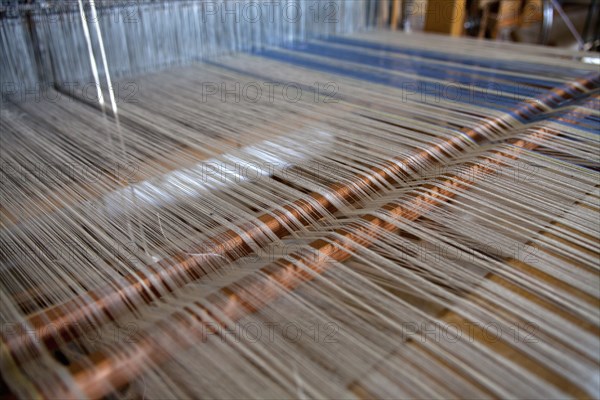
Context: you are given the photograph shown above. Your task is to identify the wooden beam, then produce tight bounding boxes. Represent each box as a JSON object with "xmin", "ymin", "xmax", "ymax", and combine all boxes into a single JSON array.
[
  {"xmin": 424, "ymin": 0, "xmax": 467, "ymax": 36},
  {"xmin": 391, "ymin": 0, "xmax": 402, "ymax": 30}
]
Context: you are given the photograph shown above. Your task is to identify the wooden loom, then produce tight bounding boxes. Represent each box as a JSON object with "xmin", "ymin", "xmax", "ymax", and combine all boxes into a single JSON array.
[{"xmin": 1, "ymin": 3, "xmax": 599, "ymax": 399}]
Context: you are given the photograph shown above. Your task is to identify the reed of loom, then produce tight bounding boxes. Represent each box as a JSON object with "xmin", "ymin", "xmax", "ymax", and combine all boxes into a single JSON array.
[{"xmin": 3, "ymin": 71, "xmax": 598, "ymax": 399}]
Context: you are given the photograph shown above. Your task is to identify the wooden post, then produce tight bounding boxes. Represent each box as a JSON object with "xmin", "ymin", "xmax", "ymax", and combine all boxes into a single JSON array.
[
  {"xmin": 424, "ymin": 0, "xmax": 467, "ymax": 36},
  {"xmin": 391, "ymin": 0, "xmax": 403, "ymax": 30}
]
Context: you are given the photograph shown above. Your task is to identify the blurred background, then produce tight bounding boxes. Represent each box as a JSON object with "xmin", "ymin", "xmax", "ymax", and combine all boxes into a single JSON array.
[{"xmin": 378, "ymin": 0, "xmax": 599, "ymax": 50}]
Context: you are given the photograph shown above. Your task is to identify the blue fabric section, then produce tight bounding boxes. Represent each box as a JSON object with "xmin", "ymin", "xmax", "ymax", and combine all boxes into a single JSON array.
[
  {"xmin": 285, "ymin": 41, "xmax": 558, "ymax": 90},
  {"xmin": 246, "ymin": 38, "xmax": 598, "ymax": 127},
  {"xmin": 255, "ymin": 48, "xmax": 522, "ymax": 112},
  {"xmin": 324, "ymin": 36, "xmax": 592, "ymax": 79}
]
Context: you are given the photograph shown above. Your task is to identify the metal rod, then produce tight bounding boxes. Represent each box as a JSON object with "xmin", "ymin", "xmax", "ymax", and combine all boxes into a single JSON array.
[{"xmin": 549, "ymin": 0, "xmax": 585, "ymax": 50}]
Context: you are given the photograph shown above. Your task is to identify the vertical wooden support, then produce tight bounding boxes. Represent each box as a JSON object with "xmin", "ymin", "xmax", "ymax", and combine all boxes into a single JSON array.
[
  {"xmin": 391, "ymin": 0, "xmax": 402, "ymax": 30},
  {"xmin": 424, "ymin": 0, "xmax": 466, "ymax": 36}
]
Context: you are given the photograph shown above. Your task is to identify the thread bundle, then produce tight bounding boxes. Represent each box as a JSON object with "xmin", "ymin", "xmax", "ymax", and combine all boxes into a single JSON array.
[{"xmin": 1, "ymin": 4, "xmax": 599, "ymax": 399}]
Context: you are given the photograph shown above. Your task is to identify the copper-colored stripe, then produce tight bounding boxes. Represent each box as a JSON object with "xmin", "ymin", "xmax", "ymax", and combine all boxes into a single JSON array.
[{"xmin": 3, "ymin": 75, "xmax": 598, "ymax": 362}]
